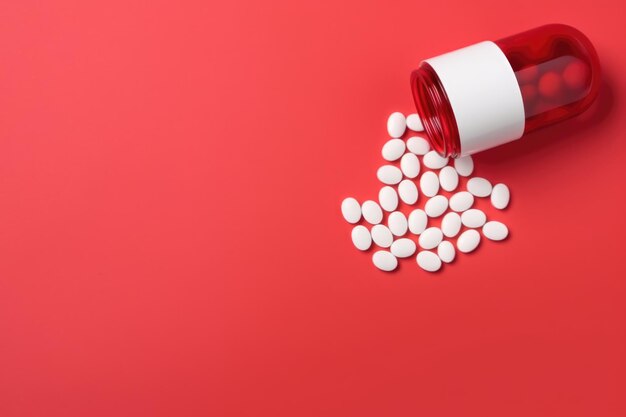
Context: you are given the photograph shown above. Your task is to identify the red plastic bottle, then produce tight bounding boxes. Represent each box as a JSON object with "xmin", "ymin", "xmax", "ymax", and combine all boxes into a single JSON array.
[{"xmin": 411, "ymin": 24, "xmax": 601, "ymax": 157}]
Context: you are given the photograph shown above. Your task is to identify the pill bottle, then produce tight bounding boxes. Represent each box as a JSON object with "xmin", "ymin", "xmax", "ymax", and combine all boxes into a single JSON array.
[{"xmin": 410, "ymin": 24, "xmax": 601, "ymax": 157}]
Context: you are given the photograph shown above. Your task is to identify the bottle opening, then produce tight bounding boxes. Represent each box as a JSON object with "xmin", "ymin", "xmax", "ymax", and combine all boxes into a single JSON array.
[{"xmin": 411, "ymin": 63, "xmax": 461, "ymax": 158}]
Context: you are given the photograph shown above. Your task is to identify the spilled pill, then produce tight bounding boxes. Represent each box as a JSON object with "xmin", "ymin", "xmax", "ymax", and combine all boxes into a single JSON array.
[
  {"xmin": 400, "ymin": 153, "xmax": 420, "ymax": 178},
  {"xmin": 423, "ymin": 151, "xmax": 449, "ymax": 169},
  {"xmin": 482, "ymin": 221, "xmax": 509, "ymax": 241},
  {"xmin": 398, "ymin": 179, "xmax": 418, "ymax": 205},
  {"xmin": 381, "ymin": 138, "xmax": 406, "ymax": 161},
  {"xmin": 416, "ymin": 251, "xmax": 441, "ymax": 272},
  {"xmin": 420, "ymin": 171, "xmax": 439, "ymax": 197},
  {"xmin": 341, "ymin": 197, "xmax": 361, "ymax": 224},
  {"xmin": 351, "ymin": 225, "xmax": 372, "ymax": 251},
  {"xmin": 461, "ymin": 209, "xmax": 486, "ymax": 228},
  {"xmin": 441, "ymin": 212, "xmax": 462, "ymax": 238},
  {"xmin": 373, "ymin": 250, "xmax": 398, "ymax": 271},
  {"xmin": 408, "ymin": 209, "xmax": 428, "ymax": 235},
  {"xmin": 424, "ymin": 195, "xmax": 448, "ymax": 218},
  {"xmin": 387, "ymin": 112, "xmax": 406, "ymax": 138},
  {"xmin": 457, "ymin": 229, "xmax": 481, "ymax": 253},
  {"xmin": 449, "ymin": 191, "xmax": 474, "ymax": 212},
  {"xmin": 377, "ymin": 165, "xmax": 403, "ymax": 185},
  {"xmin": 439, "ymin": 166, "xmax": 459, "ymax": 192},
  {"xmin": 491, "ymin": 183, "xmax": 510, "ymax": 209},
  {"xmin": 437, "ymin": 241, "xmax": 456, "ymax": 263},
  {"xmin": 391, "ymin": 238, "xmax": 417, "ymax": 258},
  {"xmin": 362, "ymin": 200, "xmax": 383, "ymax": 224},
  {"xmin": 388, "ymin": 211, "xmax": 408, "ymax": 236},
  {"xmin": 406, "ymin": 136, "xmax": 430, "ymax": 155},
  {"xmin": 371, "ymin": 224, "xmax": 393, "ymax": 248},
  {"xmin": 467, "ymin": 177, "xmax": 492, "ymax": 197},
  {"xmin": 419, "ymin": 227, "xmax": 443, "ymax": 250},
  {"xmin": 454, "ymin": 155, "xmax": 474, "ymax": 177},
  {"xmin": 379, "ymin": 186, "xmax": 398, "ymax": 212},
  {"xmin": 406, "ymin": 113, "xmax": 424, "ymax": 132}
]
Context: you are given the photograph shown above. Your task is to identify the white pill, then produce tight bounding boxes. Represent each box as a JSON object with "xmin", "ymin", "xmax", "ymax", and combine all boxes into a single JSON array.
[
  {"xmin": 372, "ymin": 250, "xmax": 398, "ymax": 272},
  {"xmin": 418, "ymin": 227, "xmax": 443, "ymax": 250},
  {"xmin": 491, "ymin": 183, "xmax": 510, "ymax": 209},
  {"xmin": 406, "ymin": 136, "xmax": 430, "ymax": 155},
  {"xmin": 341, "ymin": 197, "xmax": 361, "ymax": 224},
  {"xmin": 361, "ymin": 200, "xmax": 383, "ymax": 224},
  {"xmin": 388, "ymin": 211, "xmax": 408, "ymax": 236},
  {"xmin": 371, "ymin": 224, "xmax": 393, "ymax": 247},
  {"xmin": 424, "ymin": 195, "xmax": 448, "ymax": 218},
  {"xmin": 381, "ymin": 138, "xmax": 406, "ymax": 161},
  {"xmin": 408, "ymin": 209, "xmax": 428, "ymax": 234},
  {"xmin": 449, "ymin": 191, "xmax": 474, "ymax": 212},
  {"xmin": 377, "ymin": 165, "xmax": 403, "ymax": 185},
  {"xmin": 439, "ymin": 166, "xmax": 459, "ymax": 192},
  {"xmin": 351, "ymin": 225, "xmax": 372, "ymax": 251},
  {"xmin": 419, "ymin": 171, "xmax": 439, "ymax": 197},
  {"xmin": 390, "ymin": 238, "xmax": 417, "ymax": 258},
  {"xmin": 400, "ymin": 153, "xmax": 420, "ymax": 178},
  {"xmin": 441, "ymin": 212, "xmax": 462, "ymax": 238},
  {"xmin": 387, "ymin": 112, "xmax": 406, "ymax": 138},
  {"xmin": 457, "ymin": 229, "xmax": 481, "ymax": 253},
  {"xmin": 406, "ymin": 113, "xmax": 424, "ymax": 131},
  {"xmin": 467, "ymin": 177, "xmax": 492, "ymax": 197},
  {"xmin": 423, "ymin": 151, "xmax": 449, "ymax": 169},
  {"xmin": 454, "ymin": 155, "xmax": 474, "ymax": 177},
  {"xmin": 416, "ymin": 251, "xmax": 441, "ymax": 272},
  {"xmin": 482, "ymin": 221, "xmax": 509, "ymax": 241},
  {"xmin": 437, "ymin": 241, "xmax": 456, "ymax": 263},
  {"xmin": 379, "ymin": 186, "xmax": 398, "ymax": 212},
  {"xmin": 461, "ymin": 209, "xmax": 486, "ymax": 228},
  {"xmin": 398, "ymin": 179, "xmax": 418, "ymax": 205}
]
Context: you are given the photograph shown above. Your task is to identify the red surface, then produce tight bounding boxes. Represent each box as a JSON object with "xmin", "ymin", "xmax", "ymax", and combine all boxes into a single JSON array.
[{"xmin": 0, "ymin": 1, "xmax": 625, "ymax": 416}]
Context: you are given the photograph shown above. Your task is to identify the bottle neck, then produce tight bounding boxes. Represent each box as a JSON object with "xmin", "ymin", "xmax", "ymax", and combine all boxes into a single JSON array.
[{"xmin": 410, "ymin": 63, "xmax": 461, "ymax": 158}]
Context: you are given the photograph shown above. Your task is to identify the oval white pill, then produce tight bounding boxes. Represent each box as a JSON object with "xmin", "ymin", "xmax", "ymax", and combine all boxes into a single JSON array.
[
  {"xmin": 379, "ymin": 186, "xmax": 398, "ymax": 212},
  {"xmin": 351, "ymin": 225, "xmax": 372, "ymax": 251},
  {"xmin": 491, "ymin": 183, "xmax": 510, "ymax": 209},
  {"xmin": 361, "ymin": 200, "xmax": 383, "ymax": 224},
  {"xmin": 467, "ymin": 177, "xmax": 492, "ymax": 197},
  {"xmin": 372, "ymin": 250, "xmax": 398, "ymax": 272},
  {"xmin": 416, "ymin": 251, "xmax": 441, "ymax": 272},
  {"xmin": 390, "ymin": 238, "xmax": 417, "ymax": 258},
  {"xmin": 437, "ymin": 241, "xmax": 456, "ymax": 263},
  {"xmin": 400, "ymin": 153, "xmax": 420, "ymax": 178},
  {"xmin": 418, "ymin": 227, "xmax": 443, "ymax": 250},
  {"xmin": 377, "ymin": 165, "xmax": 403, "ymax": 185},
  {"xmin": 398, "ymin": 179, "xmax": 418, "ymax": 205},
  {"xmin": 371, "ymin": 224, "xmax": 393, "ymax": 247},
  {"xmin": 387, "ymin": 112, "xmax": 406, "ymax": 138},
  {"xmin": 457, "ymin": 229, "xmax": 481, "ymax": 253},
  {"xmin": 423, "ymin": 151, "xmax": 449, "ymax": 169},
  {"xmin": 388, "ymin": 211, "xmax": 408, "ymax": 236},
  {"xmin": 406, "ymin": 113, "xmax": 424, "ymax": 132},
  {"xmin": 408, "ymin": 209, "xmax": 428, "ymax": 235},
  {"xmin": 439, "ymin": 166, "xmax": 459, "ymax": 192},
  {"xmin": 419, "ymin": 171, "xmax": 439, "ymax": 197},
  {"xmin": 441, "ymin": 212, "xmax": 462, "ymax": 238},
  {"xmin": 454, "ymin": 155, "xmax": 474, "ymax": 177},
  {"xmin": 341, "ymin": 197, "xmax": 361, "ymax": 224},
  {"xmin": 449, "ymin": 191, "xmax": 474, "ymax": 212},
  {"xmin": 381, "ymin": 138, "xmax": 406, "ymax": 161},
  {"xmin": 424, "ymin": 195, "xmax": 448, "ymax": 218},
  {"xmin": 461, "ymin": 209, "xmax": 486, "ymax": 228},
  {"xmin": 482, "ymin": 221, "xmax": 509, "ymax": 241},
  {"xmin": 406, "ymin": 136, "xmax": 430, "ymax": 155}
]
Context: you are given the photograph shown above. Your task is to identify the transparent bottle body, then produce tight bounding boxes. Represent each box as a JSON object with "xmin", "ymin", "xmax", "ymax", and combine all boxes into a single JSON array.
[{"xmin": 411, "ymin": 24, "xmax": 601, "ymax": 157}]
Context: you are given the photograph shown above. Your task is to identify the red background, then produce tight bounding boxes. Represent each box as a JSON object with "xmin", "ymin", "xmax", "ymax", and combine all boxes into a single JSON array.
[{"xmin": 1, "ymin": 1, "xmax": 625, "ymax": 416}]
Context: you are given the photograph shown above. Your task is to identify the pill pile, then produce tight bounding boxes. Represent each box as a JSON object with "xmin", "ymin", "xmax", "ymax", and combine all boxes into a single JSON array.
[{"xmin": 341, "ymin": 112, "xmax": 510, "ymax": 273}]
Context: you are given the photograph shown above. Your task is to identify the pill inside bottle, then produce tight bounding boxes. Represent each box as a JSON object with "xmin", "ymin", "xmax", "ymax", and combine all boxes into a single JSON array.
[{"xmin": 410, "ymin": 24, "xmax": 601, "ymax": 157}]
